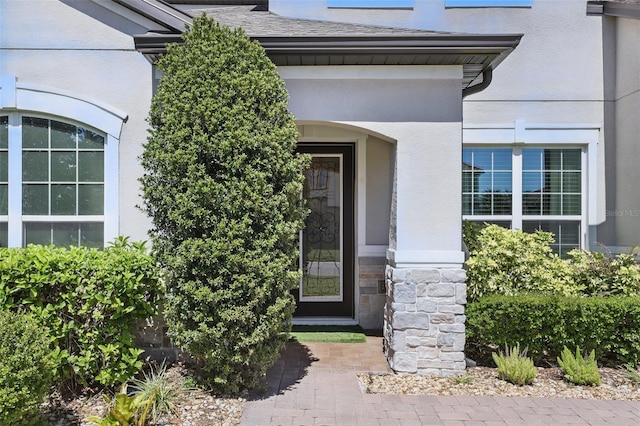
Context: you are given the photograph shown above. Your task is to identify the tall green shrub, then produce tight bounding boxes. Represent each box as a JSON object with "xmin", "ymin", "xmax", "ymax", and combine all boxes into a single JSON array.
[
  {"xmin": 0, "ymin": 239, "xmax": 161, "ymax": 387},
  {"xmin": 0, "ymin": 309, "xmax": 56, "ymax": 425},
  {"xmin": 140, "ymin": 16, "xmax": 308, "ymax": 393},
  {"xmin": 465, "ymin": 224, "xmax": 577, "ymax": 302}
]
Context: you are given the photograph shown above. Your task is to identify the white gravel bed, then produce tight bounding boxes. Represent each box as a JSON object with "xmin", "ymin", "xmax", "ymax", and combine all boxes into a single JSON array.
[
  {"xmin": 358, "ymin": 367, "xmax": 640, "ymax": 400},
  {"xmin": 42, "ymin": 390, "xmax": 244, "ymax": 426}
]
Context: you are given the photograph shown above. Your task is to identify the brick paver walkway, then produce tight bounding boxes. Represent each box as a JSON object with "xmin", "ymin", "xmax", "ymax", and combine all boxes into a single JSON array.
[{"xmin": 241, "ymin": 336, "xmax": 640, "ymax": 425}]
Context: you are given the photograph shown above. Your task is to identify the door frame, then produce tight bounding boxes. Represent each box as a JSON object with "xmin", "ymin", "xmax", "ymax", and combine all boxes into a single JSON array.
[{"xmin": 294, "ymin": 143, "xmax": 355, "ymax": 318}]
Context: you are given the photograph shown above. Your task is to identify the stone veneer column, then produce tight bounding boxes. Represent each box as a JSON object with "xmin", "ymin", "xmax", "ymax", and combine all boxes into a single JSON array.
[{"xmin": 383, "ymin": 266, "xmax": 466, "ymax": 376}]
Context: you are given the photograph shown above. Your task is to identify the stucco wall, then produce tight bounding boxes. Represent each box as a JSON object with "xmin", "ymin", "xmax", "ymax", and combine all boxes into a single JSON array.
[
  {"xmin": 271, "ymin": 0, "xmax": 608, "ymax": 238},
  {"xmin": 366, "ymin": 136, "xmax": 393, "ymax": 245},
  {"xmin": 598, "ymin": 16, "xmax": 640, "ymax": 249},
  {"xmin": 0, "ymin": 0, "xmax": 154, "ymax": 243}
]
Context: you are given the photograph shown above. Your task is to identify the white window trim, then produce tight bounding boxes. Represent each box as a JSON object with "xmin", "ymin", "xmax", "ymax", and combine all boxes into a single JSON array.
[
  {"xmin": 463, "ymin": 121, "xmax": 600, "ymax": 250},
  {"xmin": 0, "ymin": 75, "xmax": 126, "ymax": 247}
]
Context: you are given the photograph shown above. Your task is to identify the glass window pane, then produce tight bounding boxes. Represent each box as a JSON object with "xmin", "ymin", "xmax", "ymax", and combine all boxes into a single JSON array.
[
  {"xmin": 462, "ymin": 193, "xmax": 472, "ymax": 215},
  {"xmin": 78, "ymin": 151, "xmax": 104, "ymax": 182},
  {"xmin": 564, "ymin": 194, "xmax": 581, "ymax": 215},
  {"xmin": 51, "ymin": 120, "xmax": 76, "ymax": 149},
  {"xmin": 0, "ymin": 185, "xmax": 7, "ymax": 216},
  {"xmin": 563, "ymin": 150, "xmax": 581, "ymax": 170},
  {"xmin": 563, "ymin": 172, "xmax": 581, "ymax": 193},
  {"xmin": 24, "ymin": 222, "xmax": 102, "ymax": 248},
  {"xmin": 78, "ymin": 129, "xmax": 104, "ymax": 149},
  {"xmin": 472, "ymin": 149, "xmax": 492, "ymax": 170},
  {"xmin": 523, "ymin": 172, "xmax": 541, "ymax": 193},
  {"xmin": 0, "ymin": 116, "xmax": 7, "ymax": 149},
  {"xmin": 24, "ymin": 222, "xmax": 51, "ymax": 246},
  {"xmin": 51, "ymin": 184, "xmax": 76, "ymax": 215},
  {"xmin": 0, "ymin": 222, "xmax": 7, "ymax": 247},
  {"xmin": 23, "ymin": 151, "xmax": 49, "ymax": 182},
  {"xmin": 52, "ymin": 223, "xmax": 79, "ymax": 247},
  {"xmin": 22, "ymin": 117, "xmax": 49, "ymax": 148},
  {"xmin": 51, "ymin": 152, "xmax": 76, "ymax": 182},
  {"xmin": 493, "ymin": 172, "xmax": 512, "ymax": 192},
  {"xmin": 493, "ymin": 193, "xmax": 512, "ymax": 214},
  {"xmin": 522, "ymin": 149, "xmax": 542, "ymax": 171},
  {"xmin": 462, "ymin": 172, "xmax": 473, "ymax": 192},
  {"xmin": 544, "ymin": 172, "xmax": 562, "ymax": 193},
  {"xmin": 523, "ymin": 148, "xmax": 581, "ymax": 217},
  {"xmin": 477, "ymin": 174, "xmax": 493, "ymax": 194},
  {"xmin": 462, "ymin": 148, "xmax": 513, "ymax": 217},
  {"xmin": 473, "ymin": 194, "xmax": 491, "ymax": 215},
  {"xmin": 523, "ymin": 194, "xmax": 541, "ymax": 215},
  {"xmin": 522, "ymin": 220, "xmax": 580, "ymax": 257},
  {"xmin": 0, "ymin": 152, "xmax": 7, "ymax": 182},
  {"xmin": 544, "ymin": 194, "xmax": 562, "ymax": 215},
  {"xmin": 462, "ymin": 149, "xmax": 472, "ymax": 165},
  {"xmin": 492, "ymin": 149, "xmax": 512, "ymax": 170},
  {"xmin": 78, "ymin": 184, "xmax": 103, "ymax": 215},
  {"xmin": 545, "ymin": 150, "xmax": 562, "ymax": 170},
  {"xmin": 80, "ymin": 223, "xmax": 103, "ymax": 248},
  {"xmin": 23, "ymin": 184, "xmax": 48, "ymax": 215}
]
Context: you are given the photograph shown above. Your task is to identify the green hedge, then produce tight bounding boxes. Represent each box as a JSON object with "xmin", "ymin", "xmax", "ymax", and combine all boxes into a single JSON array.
[
  {"xmin": 0, "ymin": 238, "xmax": 161, "ymax": 387},
  {"xmin": 0, "ymin": 309, "xmax": 56, "ymax": 425},
  {"xmin": 466, "ymin": 294, "xmax": 640, "ymax": 367}
]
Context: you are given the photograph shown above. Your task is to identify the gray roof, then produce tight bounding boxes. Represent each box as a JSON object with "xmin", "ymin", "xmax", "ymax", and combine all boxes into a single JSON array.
[{"xmin": 185, "ymin": 5, "xmax": 446, "ymax": 37}]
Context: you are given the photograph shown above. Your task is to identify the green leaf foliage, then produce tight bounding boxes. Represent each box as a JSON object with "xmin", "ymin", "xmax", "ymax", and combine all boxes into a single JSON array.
[
  {"xmin": 0, "ymin": 309, "xmax": 57, "ymax": 425},
  {"xmin": 140, "ymin": 15, "xmax": 309, "ymax": 393},
  {"xmin": 492, "ymin": 344, "xmax": 537, "ymax": 386},
  {"xmin": 557, "ymin": 346, "xmax": 601, "ymax": 386},
  {"xmin": 0, "ymin": 238, "xmax": 161, "ymax": 387},
  {"xmin": 87, "ymin": 384, "xmax": 156, "ymax": 426},
  {"xmin": 466, "ymin": 294, "xmax": 640, "ymax": 367},
  {"xmin": 465, "ymin": 225, "xmax": 577, "ymax": 302},
  {"xmin": 568, "ymin": 249, "xmax": 640, "ymax": 297}
]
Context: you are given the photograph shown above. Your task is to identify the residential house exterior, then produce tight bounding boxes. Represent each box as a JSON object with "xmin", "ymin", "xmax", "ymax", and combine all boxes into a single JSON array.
[{"xmin": 1, "ymin": 0, "xmax": 637, "ymax": 375}]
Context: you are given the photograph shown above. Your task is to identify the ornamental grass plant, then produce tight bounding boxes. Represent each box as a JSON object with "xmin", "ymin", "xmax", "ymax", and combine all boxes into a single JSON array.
[{"xmin": 492, "ymin": 344, "xmax": 537, "ymax": 386}]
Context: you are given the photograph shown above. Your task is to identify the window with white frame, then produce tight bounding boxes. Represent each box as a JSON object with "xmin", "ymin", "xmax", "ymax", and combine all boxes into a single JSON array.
[
  {"xmin": 463, "ymin": 146, "xmax": 585, "ymax": 256},
  {"xmin": 0, "ymin": 114, "xmax": 106, "ymax": 248}
]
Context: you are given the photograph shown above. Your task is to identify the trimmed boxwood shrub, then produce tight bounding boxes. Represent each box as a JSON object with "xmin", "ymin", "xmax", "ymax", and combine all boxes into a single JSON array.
[
  {"xmin": 140, "ymin": 15, "xmax": 308, "ymax": 393},
  {"xmin": 0, "ymin": 238, "xmax": 161, "ymax": 387},
  {"xmin": 466, "ymin": 294, "xmax": 640, "ymax": 366},
  {"xmin": 0, "ymin": 309, "xmax": 57, "ymax": 425}
]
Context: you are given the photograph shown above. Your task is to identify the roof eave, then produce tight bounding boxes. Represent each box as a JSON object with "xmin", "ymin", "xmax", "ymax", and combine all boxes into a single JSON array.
[
  {"xmin": 112, "ymin": 0, "xmax": 193, "ymax": 33},
  {"xmin": 587, "ymin": 1, "xmax": 640, "ymax": 19},
  {"xmin": 134, "ymin": 33, "xmax": 522, "ymax": 89}
]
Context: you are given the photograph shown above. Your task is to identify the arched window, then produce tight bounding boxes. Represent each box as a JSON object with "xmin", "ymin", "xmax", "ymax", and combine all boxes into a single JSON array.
[
  {"xmin": 0, "ymin": 76, "xmax": 124, "ymax": 248},
  {"xmin": 0, "ymin": 114, "xmax": 108, "ymax": 247}
]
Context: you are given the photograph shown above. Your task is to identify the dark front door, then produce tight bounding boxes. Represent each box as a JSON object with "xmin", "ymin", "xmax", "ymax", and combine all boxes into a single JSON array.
[{"xmin": 294, "ymin": 143, "xmax": 355, "ymax": 318}]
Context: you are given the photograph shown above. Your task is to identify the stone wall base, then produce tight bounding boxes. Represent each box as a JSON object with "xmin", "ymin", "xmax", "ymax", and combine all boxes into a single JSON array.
[{"xmin": 383, "ymin": 266, "xmax": 466, "ymax": 376}]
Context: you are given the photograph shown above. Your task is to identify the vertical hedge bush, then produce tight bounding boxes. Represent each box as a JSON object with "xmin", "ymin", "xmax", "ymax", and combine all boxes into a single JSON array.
[
  {"xmin": 140, "ymin": 16, "xmax": 308, "ymax": 392},
  {"xmin": 0, "ymin": 309, "xmax": 56, "ymax": 425}
]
